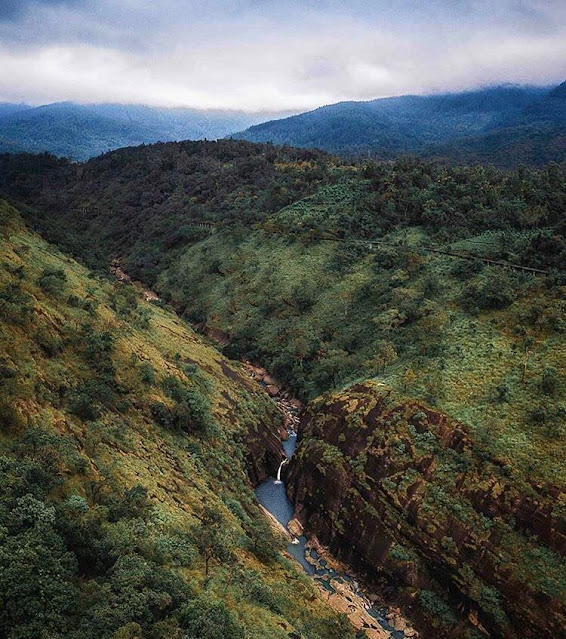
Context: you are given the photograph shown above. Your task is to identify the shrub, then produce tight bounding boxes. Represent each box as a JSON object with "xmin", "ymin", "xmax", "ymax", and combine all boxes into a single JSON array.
[
  {"xmin": 160, "ymin": 376, "xmax": 213, "ymax": 434},
  {"xmin": 179, "ymin": 596, "xmax": 244, "ymax": 639},
  {"xmin": 139, "ymin": 362, "xmax": 155, "ymax": 385},
  {"xmin": 419, "ymin": 589, "xmax": 457, "ymax": 625},
  {"xmin": 461, "ymin": 270, "xmax": 516, "ymax": 311},
  {"xmin": 0, "ymin": 284, "xmax": 33, "ymax": 324},
  {"xmin": 37, "ymin": 268, "xmax": 67, "ymax": 296},
  {"xmin": 541, "ymin": 366, "xmax": 559, "ymax": 395},
  {"xmin": 68, "ymin": 380, "xmax": 115, "ymax": 421}
]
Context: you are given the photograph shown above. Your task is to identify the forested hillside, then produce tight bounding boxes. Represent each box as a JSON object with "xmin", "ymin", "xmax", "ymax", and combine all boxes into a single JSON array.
[
  {"xmin": 0, "ymin": 201, "xmax": 356, "ymax": 639},
  {"xmin": 233, "ymin": 84, "xmax": 566, "ymax": 167},
  {"xmin": 1, "ymin": 140, "xmax": 565, "ymax": 637},
  {"xmin": 0, "ymin": 102, "xmax": 288, "ymax": 160}
]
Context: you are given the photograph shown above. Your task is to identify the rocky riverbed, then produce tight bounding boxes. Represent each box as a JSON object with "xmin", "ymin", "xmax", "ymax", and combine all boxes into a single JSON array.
[{"xmin": 247, "ymin": 364, "xmax": 418, "ymax": 639}]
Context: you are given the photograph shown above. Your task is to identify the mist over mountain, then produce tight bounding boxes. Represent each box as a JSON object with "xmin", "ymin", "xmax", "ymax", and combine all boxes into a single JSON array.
[
  {"xmin": 233, "ymin": 84, "xmax": 566, "ymax": 167},
  {"xmin": 0, "ymin": 102, "xmax": 292, "ymax": 160},
  {"xmin": 2, "ymin": 83, "xmax": 564, "ymax": 167}
]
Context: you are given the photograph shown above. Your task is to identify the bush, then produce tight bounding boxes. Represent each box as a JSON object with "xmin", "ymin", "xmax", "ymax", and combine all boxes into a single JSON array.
[
  {"xmin": 541, "ymin": 366, "xmax": 559, "ymax": 395},
  {"xmin": 179, "ymin": 596, "xmax": 244, "ymax": 639},
  {"xmin": 139, "ymin": 362, "xmax": 155, "ymax": 385},
  {"xmin": 38, "ymin": 268, "xmax": 67, "ymax": 296},
  {"xmin": 461, "ymin": 270, "xmax": 517, "ymax": 311},
  {"xmin": 68, "ymin": 380, "xmax": 115, "ymax": 421},
  {"xmin": 0, "ymin": 284, "xmax": 33, "ymax": 324},
  {"xmin": 419, "ymin": 589, "xmax": 457, "ymax": 625},
  {"xmin": 160, "ymin": 376, "xmax": 213, "ymax": 433}
]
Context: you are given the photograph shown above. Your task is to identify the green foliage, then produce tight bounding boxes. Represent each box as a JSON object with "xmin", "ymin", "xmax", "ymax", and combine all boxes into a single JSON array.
[
  {"xmin": 0, "ymin": 494, "xmax": 80, "ymax": 639},
  {"xmin": 159, "ymin": 375, "xmax": 213, "ymax": 434},
  {"xmin": 461, "ymin": 269, "xmax": 517, "ymax": 312},
  {"xmin": 138, "ymin": 361, "xmax": 155, "ymax": 385},
  {"xmin": 0, "ymin": 282, "xmax": 33, "ymax": 325},
  {"xmin": 541, "ymin": 366, "xmax": 559, "ymax": 395},
  {"xmin": 37, "ymin": 267, "xmax": 67, "ymax": 296},
  {"xmin": 179, "ymin": 595, "xmax": 244, "ymax": 639},
  {"xmin": 418, "ymin": 589, "xmax": 457, "ymax": 625},
  {"xmin": 190, "ymin": 506, "xmax": 235, "ymax": 575},
  {"xmin": 68, "ymin": 379, "xmax": 115, "ymax": 420}
]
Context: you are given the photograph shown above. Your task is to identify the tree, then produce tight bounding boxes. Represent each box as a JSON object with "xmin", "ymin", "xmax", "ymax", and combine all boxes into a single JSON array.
[
  {"xmin": 191, "ymin": 506, "xmax": 235, "ymax": 575},
  {"xmin": 365, "ymin": 341, "xmax": 398, "ymax": 373},
  {"xmin": 0, "ymin": 495, "xmax": 80, "ymax": 639},
  {"xmin": 179, "ymin": 596, "xmax": 244, "ymax": 639},
  {"xmin": 37, "ymin": 268, "xmax": 67, "ymax": 296},
  {"xmin": 403, "ymin": 367, "xmax": 417, "ymax": 392}
]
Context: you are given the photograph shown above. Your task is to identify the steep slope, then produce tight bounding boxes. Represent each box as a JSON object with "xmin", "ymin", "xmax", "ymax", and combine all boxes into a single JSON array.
[
  {"xmin": 425, "ymin": 82, "xmax": 566, "ymax": 168},
  {"xmin": 1, "ymin": 141, "xmax": 565, "ymax": 637},
  {"xmin": 232, "ymin": 85, "xmax": 564, "ymax": 166},
  {"xmin": 287, "ymin": 382, "xmax": 566, "ymax": 638},
  {"xmin": 0, "ymin": 201, "xmax": 356, "ymax": 639},
  {"xmin": 423, "ymin": 123, "xmax": 566, "ymax": 168},
  {"xmin": 0, "ymin": 102, "xmax": 290, "ymax": 160}
]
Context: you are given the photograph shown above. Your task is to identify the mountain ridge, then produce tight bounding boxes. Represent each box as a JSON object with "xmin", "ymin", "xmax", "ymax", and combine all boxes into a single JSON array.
[
  {"xmin": 232, "ymin": 83, "xmax": 565, "ymax": 167},
  {"xmin": 0, "ymin": 101, "xmax": 293, "ymax": 160}
]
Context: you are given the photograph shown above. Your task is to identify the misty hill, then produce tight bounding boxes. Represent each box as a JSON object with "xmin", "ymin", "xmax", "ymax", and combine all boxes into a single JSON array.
[
  {"xmin": 0, "ymin": 102, "xmax": 290, "ymax": 160},
  {"xmin": 233, "ymin": 84, "xmax": 566, "ymax": 167}
]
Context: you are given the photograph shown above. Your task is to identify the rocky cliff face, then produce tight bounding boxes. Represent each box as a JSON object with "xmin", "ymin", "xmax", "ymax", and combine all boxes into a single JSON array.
[
  {"xmin": 287, "ymin": 381, "xmax": 566, "ymax": 638},
  {"xmin": 216, "ymin": 360, "xmax": 286, "ymax": 485},
  {"xmin": 244, "ymin": 412, "xmax": 285, "ymax": 485}
]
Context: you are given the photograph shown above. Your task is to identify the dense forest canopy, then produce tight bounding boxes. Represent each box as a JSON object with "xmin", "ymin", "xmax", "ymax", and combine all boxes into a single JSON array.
[
  {"xmin": 1, "ymin": 140, "xmax": 564, "ymax": 279},
  {"xmin": 1, "ymin": 139, "xmax": 565, "ymax": 639}
]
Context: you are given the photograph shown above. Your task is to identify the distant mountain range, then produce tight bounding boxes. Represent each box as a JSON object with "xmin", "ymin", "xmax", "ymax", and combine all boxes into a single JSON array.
[
  {"xmin": 1, "ymin": 83, "xmax": 564, "ymax": 166},
  {"xmin": 233, "ymin": 83, "xmax": 566, "ymax": 167},
  {"xmin": 0, "ymin": 102, "xmax": 293, "ymax": 160}
]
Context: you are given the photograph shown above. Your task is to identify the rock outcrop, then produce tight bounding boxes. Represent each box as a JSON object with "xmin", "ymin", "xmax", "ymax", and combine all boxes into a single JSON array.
[
  {"xmin": 216, "ymin": 360, "xmax": 285, "ymax": 485},
  {"xmin": 287, "ymin": 381, "xmax": 566, "ymax": 638}
]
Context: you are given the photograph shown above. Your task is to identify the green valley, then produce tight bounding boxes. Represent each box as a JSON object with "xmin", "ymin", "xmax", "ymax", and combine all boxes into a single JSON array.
[
  {"xmin": 0, "ymin": 139, "xmax": 565, "ymax": 638},
  {"xmin": 0, "ymin": 201, "xmax": 356, "ymax": 639}
]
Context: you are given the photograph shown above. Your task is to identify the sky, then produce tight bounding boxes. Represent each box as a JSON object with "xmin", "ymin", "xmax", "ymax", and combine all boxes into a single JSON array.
[{"xmin": 0, "ymin": 0, "xmax": 565, "ymax": 111}]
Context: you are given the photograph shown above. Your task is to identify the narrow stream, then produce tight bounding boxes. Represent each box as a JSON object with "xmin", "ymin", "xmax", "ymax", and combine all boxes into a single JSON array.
[
  {"xmin": 255, "ymin": 432, "xmax": 408, "ymax": 639},
  {"xmin": 255, "ymin": 432, "xmax": 315, "ymax": 575},
  {"xmin": 109, "ymin": 266, "xmax": 415, "ymax": 637}
]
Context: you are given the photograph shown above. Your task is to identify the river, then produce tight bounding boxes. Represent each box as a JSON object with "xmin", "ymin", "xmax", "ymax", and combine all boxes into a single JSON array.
[
  {"xmin": 108, "ymin": 265, "xmax": 416, "ymax": 637},
  {"xmin": 255, "ymin": 430, "xmax": 414, "ymax": 639}
]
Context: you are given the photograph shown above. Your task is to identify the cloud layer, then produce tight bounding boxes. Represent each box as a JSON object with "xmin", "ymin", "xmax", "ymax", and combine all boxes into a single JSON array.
[{"xmin": 0, "ymin": 0, "xmax": 565, "ymax": 110}]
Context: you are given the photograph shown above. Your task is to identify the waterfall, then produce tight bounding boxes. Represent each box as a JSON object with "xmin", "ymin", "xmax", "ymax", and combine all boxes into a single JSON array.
[{"xmin": 275, "ymin": 458, "xmax": 287, "ymax": 484}]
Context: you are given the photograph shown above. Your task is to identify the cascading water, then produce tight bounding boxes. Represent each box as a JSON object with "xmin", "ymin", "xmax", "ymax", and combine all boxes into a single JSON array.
[
  {"xmin": 255, "ymin": 429, "xmax": 408, "ymax": 638},
  {"xmin": 255, "ymin": 431, "xmax": 315, "ymax": 572},
  {"xmin": 275, "ymin": 458, "xmax": 287, "ymax": 483}
]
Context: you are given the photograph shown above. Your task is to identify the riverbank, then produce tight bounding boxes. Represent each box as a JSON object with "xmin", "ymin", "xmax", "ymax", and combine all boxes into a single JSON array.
[{"xmin": 248, "ymin": 370, "xmax": 419, "ymax": 639}]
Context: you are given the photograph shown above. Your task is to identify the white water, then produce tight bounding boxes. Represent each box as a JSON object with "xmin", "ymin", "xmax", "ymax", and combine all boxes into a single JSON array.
[{"xmin": 275, "ymin": 458, "xmax": 287, "ymax": 484}]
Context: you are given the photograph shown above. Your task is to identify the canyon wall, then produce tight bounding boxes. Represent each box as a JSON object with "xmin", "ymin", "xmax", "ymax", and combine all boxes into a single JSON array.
[{"xmin": 287, "ymin": 381, "xmax": 566, "ymax": 638}]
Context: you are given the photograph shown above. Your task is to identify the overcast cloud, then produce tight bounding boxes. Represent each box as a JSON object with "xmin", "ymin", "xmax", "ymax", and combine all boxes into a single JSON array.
[{"xmin": 0, "ymin": 0, "xmax": 564, "ymax": 110}]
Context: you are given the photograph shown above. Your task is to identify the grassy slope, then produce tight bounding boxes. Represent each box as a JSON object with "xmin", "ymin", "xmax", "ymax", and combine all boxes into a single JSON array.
[
  {"xmin": 0, "ymin": 201, "xmax": 354, "ymax": 639},
  {"xmin": 160, "ymin": 187, "xmax": 565, "ymax": 490}
]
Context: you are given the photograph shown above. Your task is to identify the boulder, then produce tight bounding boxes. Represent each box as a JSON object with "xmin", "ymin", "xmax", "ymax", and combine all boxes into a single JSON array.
[{"xmin": 288, "ymin": 518, "xmax": 304, "ymax": 537}]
